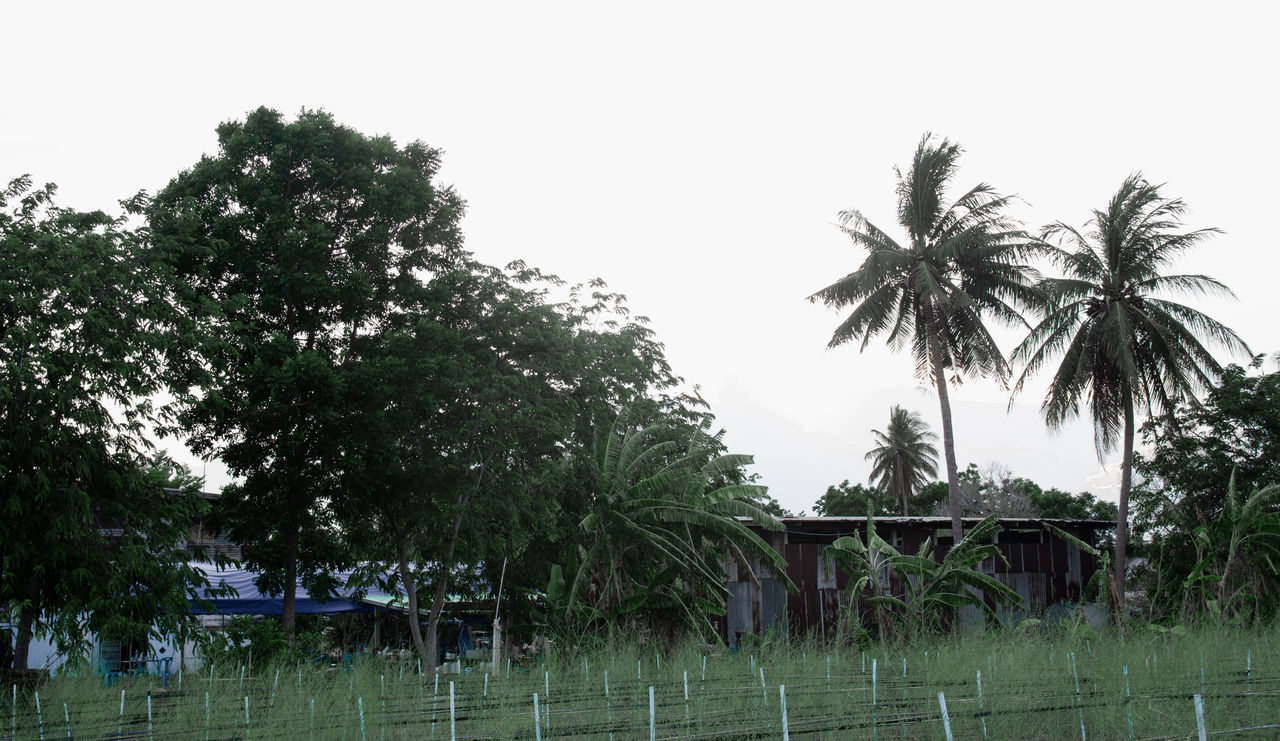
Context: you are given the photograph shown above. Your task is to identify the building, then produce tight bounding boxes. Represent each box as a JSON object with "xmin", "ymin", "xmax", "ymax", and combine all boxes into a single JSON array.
[
  {"xmin": 184, "ymin": 489, "xmax": 241, "ymax": 561},
  {"xmin": 723, "ymin": 516, "xmax": 1113, "ymax": 640}
]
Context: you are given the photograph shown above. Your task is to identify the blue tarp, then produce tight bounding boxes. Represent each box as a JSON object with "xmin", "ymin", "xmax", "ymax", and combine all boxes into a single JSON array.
[
  {"xmin": 188, "ymin": 563, "xmax": 396, "ymax": 615},
  {"xmin": 187, "ymin": 563, "xmax": 492, "ymax": 616}
]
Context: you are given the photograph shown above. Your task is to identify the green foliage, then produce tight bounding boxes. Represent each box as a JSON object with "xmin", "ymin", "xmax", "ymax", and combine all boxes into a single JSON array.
[
  {"xmin": 196, "ymin": 616, "xmax": 326, "ymax": 669},
  {"xmin": 146, "ymin": 107, "xmax": 466, "ymax": 629},
  {"xmin": 809, "ymin": 133, "xmax": 1042, "ymax": 538},
  {"xmin": 1135, "ymin": 361, "xmax": 1280, "ymax": 524},
  {"xmin": 950, "ymin": 463, "xmax": 1117, "ymax": 522},
  {"xmin": 563, "ymin": 407, "xmax": 793, "ymax": 645},
  {"xmin": 1176, "ymin": 475, "xmax": 1280, "ymax": 625},
  {"xmin": 815, "ymin": 480, "xmax": 907, "ymax": 517},
  {"xmin": 335, "ymin": 259, "xmax": 578, "ymax": 661},
  {"xmin": 828, "ymin": 513, "xmax": 1024, "ymax": 640},
  {"xmin": 909, "ymin": 481, "xmax": 950, "ymax": 516},
  {"xmin": 1012, "ymin": 174, "xmax": 1250, "ymax": 610},
  {"xmin": 815, "ymin": 464, "xmax": 1112, "ymax": 524},
  {"xmin": 1133, "ymin": 363, "xmax": 1280, "ymax": 622},
  {"xmin": 1, "ymin": 176, "xmax": 218, "ymax": 668},
  {"xmin": 865, "ymin": 406, "xmax": 939, "ymax": 515},
  {"xmin": 1029, "ymin": 487, "xmax": 1117, "ymax": 521}
]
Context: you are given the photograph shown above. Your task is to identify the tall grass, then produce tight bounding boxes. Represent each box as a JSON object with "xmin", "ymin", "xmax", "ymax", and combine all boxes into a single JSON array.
[{"xmin": 4, "ymin": 628, "xmax": 1277, "ymax": 739}]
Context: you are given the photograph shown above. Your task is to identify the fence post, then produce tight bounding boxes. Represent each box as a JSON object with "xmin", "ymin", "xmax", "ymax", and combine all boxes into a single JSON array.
[
  {"xmin": 1123, "ymin": 666, "xmax": 1133, "ymax": 740},
  {"xmin": 532, "ymin": 693, "xmax": 541, "ymax": 741},
  {"xmin": 937, "ymin": 692, "xmax": 953, "ymax": 741},
  {"xmin": 780, "ymin": 685, "xmax": 790, "ymax": 741},
  {"xmin": 648, "ymin": 686, "xmax": 656, "ymax": 741},
  {"xmin": 977, "ymin": 670, "xmax": 988, "ymax": 739}
]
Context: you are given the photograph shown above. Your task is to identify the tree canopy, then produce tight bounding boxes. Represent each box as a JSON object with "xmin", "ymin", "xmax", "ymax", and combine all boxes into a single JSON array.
[
  {"xmin": 1132, "ymin": 360, "xmax": 1280, "ymax": 621},
  {"xmin": 814, "ymin": 465, "xmax": 1113, "ymax": 524},
  {"xmin": 146, "ymin": 107, "xmax": 466, "ymax": 630},
  {"xmin": 809, "ymin": 134, "xmax": 1041, "ymax": 542},
  {"xmin": 0, "ymin": 177, "xmax": 216, "ymax": 669},
  {"xmin": 865, "ymin": 406, "xmax": 939, "ymax": 516},
  {"xmin": 1012, "ymin": 174, "xmax": 1250, "ymax": 612}
]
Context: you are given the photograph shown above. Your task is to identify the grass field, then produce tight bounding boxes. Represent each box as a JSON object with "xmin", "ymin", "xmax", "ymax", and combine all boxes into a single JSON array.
[{"xmin": 5, "ymin": 628, "xmax": 1278, "ymax": 739}]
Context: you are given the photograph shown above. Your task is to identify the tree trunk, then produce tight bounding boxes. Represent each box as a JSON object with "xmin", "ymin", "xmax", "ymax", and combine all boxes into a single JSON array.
[
  {"xmin": 11, "ymin": 573, "xmax": 41, "ymax": 670},
  {"xmin": 424, "ymin": 511, "xmax": 466, "ymax": 668},
  {"xmin": 281, "ymin": 526, "xmax": 300, "ymax": 631},
  {"xmin": 425, "ymin": 574, "xmax": 448, "ymax": 669},
  {"xmin": 928, "ymin": 331, "xmax": 964, "ymax": 544},
  {"xmin": 1115, "ymin": 397, "xmax": 1134, "ymax": 621},
  {"xmin": 397, "ymin": 533, "xmax": 428, "ymax": 661}
]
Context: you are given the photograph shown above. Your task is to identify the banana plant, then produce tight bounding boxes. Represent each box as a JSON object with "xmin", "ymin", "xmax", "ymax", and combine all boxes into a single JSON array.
[
  {"xmin": 568, "ymin": 407, "xmax": 794, "ymax": 641},
  {"xmin": 1181, "ymin": 473, "xmax": 1280, "ymax": 625},
  {"xmin": 826, "ymin": 507, "xmax": 899, "ymax": 639},
  {"xmin": 830, "ymin": 512, "xmax": 1023, "ymax": 638}
]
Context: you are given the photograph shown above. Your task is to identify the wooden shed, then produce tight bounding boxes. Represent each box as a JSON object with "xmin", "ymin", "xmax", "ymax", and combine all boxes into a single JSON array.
[{"xmin": 722, "ymin": 516, "xmax": 1113, "ymax": 640}]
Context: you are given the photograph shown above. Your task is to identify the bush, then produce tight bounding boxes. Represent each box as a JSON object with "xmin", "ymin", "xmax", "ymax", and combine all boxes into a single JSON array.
[{"xmin": 196, "ymin": 616, "xmax": 326, "ymax": 668}]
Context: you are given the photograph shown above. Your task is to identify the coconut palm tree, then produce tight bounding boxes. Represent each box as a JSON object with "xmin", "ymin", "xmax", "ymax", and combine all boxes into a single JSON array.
[
  {"xmin": 865, "ymin": 406, "xmax": 939, "ymax": 516},
  {"xmin": 810, "ymin": 134, "xmax": 1041, "ymax": 542},
  {"xmin": 1011, "ymin": 174, "xmax": 1251, "ymax": 613}
]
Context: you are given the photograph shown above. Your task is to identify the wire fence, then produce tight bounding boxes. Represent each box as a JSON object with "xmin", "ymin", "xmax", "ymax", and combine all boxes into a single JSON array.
[{"xmin": 4, "ymin": 645, "xmax": 1277, "ymax": 739}]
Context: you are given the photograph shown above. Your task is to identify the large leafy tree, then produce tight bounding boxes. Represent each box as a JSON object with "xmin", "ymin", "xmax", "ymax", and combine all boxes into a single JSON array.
[
  {"xmin": 0, "ymin": 177, "xmax": 213, "ymax": 669},
  {"xmin": 1135, "ymin": 361, "xmax": 1279, "ymax": 520},
  {"xmin": 815, "ymin": 480, "xmax": 905, "ymax": 517},
  {"xmin": 338, "ymin": 260, "xmax": 577, "ymax": 664},
  {"xmin": 809, "ymin": 134, "xmax": 1040, "ymax": 543},
  {"xmin": 865, "ymin": 405, "xmax": 939, "ymax": 516},
  {"xmin": 1131, "ymin": 361, "xmax": 1278, "ymax": 619},
  {"xmin": 146, "ymin": 107, "xmax": 464, "ymax": 630},
  {"xmin": 1011, "ymin": 174, "xmax": 1250, "ymax": 613}
]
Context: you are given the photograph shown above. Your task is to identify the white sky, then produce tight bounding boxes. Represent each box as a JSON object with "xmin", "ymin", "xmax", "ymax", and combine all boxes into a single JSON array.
[{"xmin": 4, "ymin": 2, "xmax": 1277, "ymax": 514}]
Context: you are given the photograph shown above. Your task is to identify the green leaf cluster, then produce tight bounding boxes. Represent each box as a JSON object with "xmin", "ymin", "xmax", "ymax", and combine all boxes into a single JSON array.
[
  {"xmin": 828, "ymin": 513, "xmax": 1024, "ymax": 640},
  {"xmin": 1, "ymin": 177, "xmax": 223, "ymax": 669},
  {"xmin": 1132, "ymin": 362, "xmax": 1280, "ymax": 622},
  {"xmin": 547, "ymin": 407, "xmax": 794, "ymax": 648}
]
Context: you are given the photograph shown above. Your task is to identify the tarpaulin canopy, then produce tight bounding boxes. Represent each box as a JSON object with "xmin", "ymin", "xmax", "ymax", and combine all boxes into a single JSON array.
[
  {"xmin": 359, "ymin": 595, "xmax": 496, "ymax": 623},
  {"xmin": 188, "ymin": 563, "xmax": 395, "ymax": 616},
  {"xmin": 188, "ymin": 563, "xmax": 492, "ymax": 616}
]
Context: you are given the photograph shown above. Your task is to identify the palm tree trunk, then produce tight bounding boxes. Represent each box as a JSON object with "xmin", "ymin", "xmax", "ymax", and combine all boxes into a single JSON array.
[
  {"xmin": 928, "ymin": 331, "xmax": 964, "ymax": 544},
  {"xmin": 1115, "ymin": 396, "xmax": 1134, "ymax": 620}
]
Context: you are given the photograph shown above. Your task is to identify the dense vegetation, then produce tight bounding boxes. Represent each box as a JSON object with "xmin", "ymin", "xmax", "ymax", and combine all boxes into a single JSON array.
[
  {"xmin": 1, "ymin": 108, "xmax": 784, "ymax": 671},
  {"xmin": 811, "ymin": 134, "xmax": 1268, "ymax": 629},
  {"xmin": 3, "ymin": 111, "xmax": 1276, "ymax": 679},
  {"xmin": 8, "ymin": 629, "xmax": 1277, "ymax": 739}
]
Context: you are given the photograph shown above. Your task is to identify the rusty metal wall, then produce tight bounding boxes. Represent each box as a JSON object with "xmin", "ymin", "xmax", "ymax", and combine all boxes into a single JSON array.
[
  {"xmin": 728, "ymin": 520, "xmax": 1108, "ymax": 639},
  {"xmin": 726, "ymin": 581, "xmax": 752, "ymax": 637}
]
